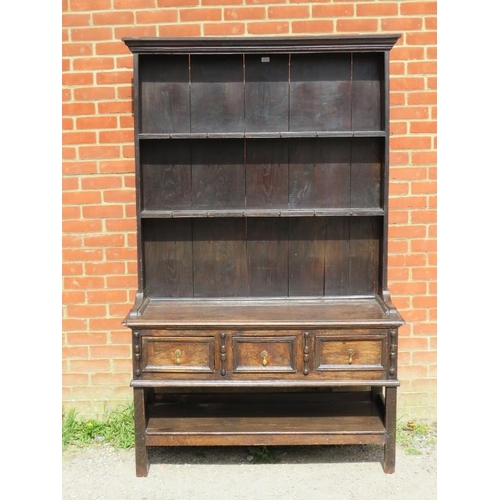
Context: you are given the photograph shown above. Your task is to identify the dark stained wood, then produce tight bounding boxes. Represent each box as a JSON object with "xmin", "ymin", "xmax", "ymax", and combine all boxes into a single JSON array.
[
  {"xmin": 192, "ymin": 219, "xmax": 247, "ymax": 297},
  {"xmin": 349, "ymin": 217, "xmax": 381, "ymax": 295},
  {"xmin": 352, "ymin": 53, "xmax": 383, "ymax": 131},
  {"xmin": 350, "ymin": 138, "xmax": 383, "ymax": 209},
  {"xmin": 247, "ymin": 218, "xmax": 288, "ymax": 297},
  {"xmin": 245, "ymin": 54, "xmax": 289, "ymax": 132},
  {"xmin": 191, "ymin": 140, "xmax": 245, "ymax": 209},
  {"xmin": 124, "ymin": 35, "xmax": 404, "ymax": 476},
  {"xmin": 290, "ymin": 53, "xmax": 351, "ymax": 131},
  {"xmin": 324, "ymin": 217, "xmax": 350, "ymax": 296},
  {"xmin": 141, "ymin": 140, "xmax": 191, "ymax": 210},
  {"xmin": 140, "ymin": 55, "xmax": 190, "ymax": 134},
  {"xmin": 289, "ymin": 139, "xmax": 350, "ymax": 208},
  {"xmin": 288, "ymin": 218, "xmax": 326, "ymax": 296},
  {"xmin": 245, "ymin": 139, "xmax": 288, "ymax": 209},
  {"xmin": 142, "ymin": 219, "xmax": 193, "ymax": 298},
  {"xmin": 191, "ymin": 54, "xmax": 244, "ymax": 133}
]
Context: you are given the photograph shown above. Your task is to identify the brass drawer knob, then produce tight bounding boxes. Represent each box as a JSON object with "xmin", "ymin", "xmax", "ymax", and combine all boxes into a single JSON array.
[
  {"xmin": 174, "ymin": 349, "xmax": 182, "ymax": 365},
  {"xmin": 261, "ymin": 350, "xmax": 268, "ymax": 367},
  {"xmin": 347, "ymin": 348, "xmax": 354, "ymax": 365}
]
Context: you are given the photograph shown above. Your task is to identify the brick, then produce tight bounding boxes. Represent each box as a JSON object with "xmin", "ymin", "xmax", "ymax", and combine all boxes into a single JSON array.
[
  {"xmin": 270, "ymin": 5, "xmax": 310, "ymax": 18},
  {"xmin": 62, "ymin": 374, "xmax": 89, "ymax": 386},
  {"xmin": 91, "ymin": 372, "xmax": 131, "ymax": 386},
  {"xmin": 82, "ymin": 205, "xmax": 124, "ymax": 219},
  {"xmin": 81, "ymin": 176, "xmax": 122, "ymax": 190},
  {"xmin": 64, "ymin": 277, "xmax": 106, "ymax": 290},
  {"xmin": 293, "ymin": 20, "xmax": 335, "ymax": 33},
  {"xmin": 391, "ymin": 136, "xmax": 432, "ymax": 150},
  {"xmin": 62, "ymin": 291, "xmax": 86, "ymax": 304},
  {"xmin": 224, "ymin": 7, "xmax": 265, "ymax": 20},
  {"xmin": 407, "ymin": 61, "xmax": 437, "ymax": 75},
  {"xmin": 69, "ymin": 0, "xmax": 111, "ymax": 10},
  {"xmin": 71, "ymin": 27, "xmax": 112, "ymax": 41},
  {"xmin": 103, "ymin": 189, "xmax": 136, "ymax": 203},
  {"xmin": 99, "ymin": 130, "xmax": 134, "ymax": 143},
  {"xmin": 62, "ymin": 235, "xmax": 83, "ymax": 248},
  {"xmin": 117, "ymin": 86, "xmax": 133, "ymax": 99},
  {"xmin": 109, "ymin": 303, "xmax": 134, "ymax": 317},
  {"xmin": 388, "ymin": 254, "xmax": 427, "ymax": 267},
  {"xmin": 413, "ymin": 267, "xmax": 436, "ymax": 280},
  {"xmin": 62, "ymin": 190, "xmax": 101, "ymax": 205},
  {"xmin": 390, "ymin": 282, "xmax": 427, "ymax": 295},
  {"xmin": 85, "ymin": 262, "xmax": 126, "ymax": 275},
  {"xmin": 389, "ymin": 195, "xmax": 427, "ymax": 209},
  {"xmin": 411, "ymin": 239, "xmax": 437, "ymax": 252},
  {"xmin": 84, "ymin": 234, "xmax": 126, "ymax": 248},
  {"xmin": 73, "ymin": 56, "xmax": 114, "ymax": 71},
  {"xmin": 248, "ymin": 0, "xmax": 286, "ymax": 3},
  {"xmin": 406, "ymin": 32, "xmax": 437, "ymax": 46},
  {"xmin": 97, "ymin": 101, "xmax": 132, "ymax": 114},
  {"xmin": 411, "ymin": 210, "xmax": 437, "ymax": 224},
  {"xmin": 62, "ymin": 88, "xmax": 72, "ymax": 102},
  {"xmin": 180, "ymin": 8, "xmax": 221, "ymax": 22},
  {"xmin": 391, "ymin": 106, "xmax": 428, "ymax": 120},
  {"xmin": 337, "ymin": 19, "xmax": 378, "ymax": 32},
  {"xmin": 136, "ymin": 10, "xmax": 178, "ymax": 23},
  {"xmin": 79, "ymin": 145, "xmax": 120, "ymax": 159},
  {"xmin": 204, "ymin": 22, "xmax": 245, "ymax": 36},
  {"xmin": 426, "ymin": 17, "xmax": 437, "ymax": 30},
  {"xmin": 106, "ymin": 219, "xmax": 137, "ymax": 231},
  {"xmin": 99, "ymin": 160, "xmax": 135, "ymax": 174},
  {"xmin": 63, "ymin": 346, "xmax": 89, "ymax": 359},
  {"xmin": 389, "ymin": 152, "xmax": 409, "ymax": 165},
  {"xmin": 62, "ymin": 263, "xmax": 84, "ymax": 277},
  {"xmin": 62, "ymin": 42, "xmax": 93, "ymax": 57},
  {"xmin": 399, "ymin": 337, "xmax": 429, "ymax": 351},
  {"xmin": 391, "ymin": 47, "xmax": 425, "ymax": 60},
  {"xmin": 95, "ymin": 41, "xmax": 131, "ymax": 55},
  {"xmin": 62, "ymin": 177, "xmax": 79, "ymax": 190},
  {"xmin": 115, "ymin": 26, "xmax": 157, "ymax": 39},
  {"xmin": 89, "ymin": 319, "xmax": 124, "ymax": 331},
  {"xmin": 97, "ymin": 70, "xmax": 132, "ymax": 85},
  {"xmin": 122, "ymin": 145, "xmax": 135, "ymax": 158},
  {"xmin": 62, "ymin": 72, "xmax": 93, "ymax": 86},
  {"xmin": 63, "ymin": 248, "xmax": 104, "ymax": 262},
  {"xmin": 93, "ymin": 10, "xmax": 135, "ymax": 25},
  {"xmin": 110, "ymin": 331, "xmax": 132, "ymax": 344},
  {"xmin": 70, "ymin": 359, "xmax": 111, "ymax": 372},
  {"xmin": 107, "ymin": 276, "xmax": 137, "ymax": 288},
  {"xmin": 63, "ymin": 161, "xmax": 97, "ymax": 175},
  {"xmin": 411, "ymin": 151, "xmax": 436, "ymax": 164},
  {"xmin": 159, "ymin": 0, "xmax": 199, "ymax": 5},
  {"xmin": 62, "ymin": 102, "xmax": 95, "ymax": 116},
  {"xmin": 62, "ymin": 131, "xmax": 96, "ymax": 145},
  {"xmin": 63, "ymin": 147, "xmax": 77, "ymax": 160},
  {"xmin": 67, "ymin": 305, "xmax": 108, "ymax": 318},
  {"xmin": 87, "ymin": 290, "xmax": 129, "ymax": 303},
  {"xmin": 410, "ymin": 122, "xmax": 437, "ymax": 134},
  {"xmin": 106, "ymin": 248, "xmax": 137, "ymax": 260},
  {"xmin": 356, "ymin": 3, "xmax": 398, "ymax": 16},
  {"xmin": 389, "ymin": 225, "xmax": 426, "ymax": 238},
  {"xmin": 381, "ymin": 18, "xmax": 423, "ymax": 31},
  {"xmin": 159, "ymin": 24, "xmax": 202, "ymax": 38},
  {"xmin": 114, "ymin": 0, "xmax": 155, "ymax": 7},
  {"xmin": 401, "ymin": 2, "xmax": 437, "ymax": 15},
  {"xmin": 74, "ymin": 87, "xmax": 115, "ymax": 101},
  {"xmin": 63, "ymin": 13, "xmax": 91, "ymax": 27},
  {"xmin": 63, "ymin": 219, "xmax": 103, "ymax": 233},
  {"xmin": 90, "ymin": 345, "xmax": 131, "ymax": 358},
  {"xmin": 412, "ymin": 181, "xmax": 437, "ymax": 195}
]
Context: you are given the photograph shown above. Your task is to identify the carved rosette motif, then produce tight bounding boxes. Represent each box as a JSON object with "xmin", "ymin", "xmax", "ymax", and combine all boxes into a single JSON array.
[
  {"xmin": 133, "ymin": 330, "xmax": 142, "ymax": 377},
  {"xmin": 389, "ymin": 328, "xmax": 397, "ymax": 378}
]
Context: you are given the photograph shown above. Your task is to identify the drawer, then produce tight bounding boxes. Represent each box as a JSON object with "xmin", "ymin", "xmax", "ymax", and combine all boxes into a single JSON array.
[
  {"xmin": 232, "ymin": 335, "xmax": 297, "ymax": 373},
  {"xmin": 141, "ymin": 336, "xmax": 215, "ymax": 373},
  {"xmin": 314, "ymin": 334, "xmax": 385, "ymax": 372}
]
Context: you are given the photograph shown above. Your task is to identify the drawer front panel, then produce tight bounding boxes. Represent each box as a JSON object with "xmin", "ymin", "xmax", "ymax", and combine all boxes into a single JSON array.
[
  {"xmin": 314, "ymin": 335, "xmax": 385, "ymax": 372},
  {"xmin": 232, "ymin": 336, "xmax": 297, "ymax": 373},
  {"xmin": 142, "ymin": 336, "xmax": 215, "ymax": 373}
]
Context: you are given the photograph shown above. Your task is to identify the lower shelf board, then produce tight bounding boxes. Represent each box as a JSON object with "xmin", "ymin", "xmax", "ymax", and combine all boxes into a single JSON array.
[{"xmin": 144, "ymin": 391, "xmax": 387, "ymax": 447}]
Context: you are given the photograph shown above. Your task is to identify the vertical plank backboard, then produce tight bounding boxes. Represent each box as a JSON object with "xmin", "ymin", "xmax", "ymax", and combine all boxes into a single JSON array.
[
  {"xmin": 350, "ymin": 138, "xmax": 382, "ymax": 209},
  {"xmin": 246, "ymin": 139, "xmax": 288, "ymax": 209},
  {"xmin": 193, "ymin": 219, "xmax": 247, "ymax": 297},
  {"xmin": 324, "ymin": 217, "xmax": 351, "ymax": 296},
  {"xmin": 143, "ymin": 219, "xmax": 194, "ymax": 298},
  {"xmin": 141, "ymin": 140, "xmax": 192, "ymax": 210},
  {"xmin": 289, "ymin": 218, "xmax": 326, "ymax": 296},
  {"xmin": 191, "ymin": 140, "xmax": 245, "ymax": 209},
  {"xmin": 290, "ymin": 53, "xmax": 351, "ymax": 131},
  {"xmin": 245, "ymin": 54, "xmax": 289, "ymax": 132},
  {"xmin": 289, "ymin": 139, "xmax": 351, "ymax": 208},
  {"xmin": 352, "ymin": 53, "xmax": 383, "ymax": 131},
  {"xmin": 140, "ymin": 55, "xmax": 190, "ymax": 134},
  {"xmin": 247, "ymin": 218, "xmax": 288, "ymax": 297},
  {"xmin": 191, "ymin": 55, "xmax": 244, "ymax": 133},
  {"xmin": 348, "ymin": 217, "xmax": 381, "ymax": 295}
]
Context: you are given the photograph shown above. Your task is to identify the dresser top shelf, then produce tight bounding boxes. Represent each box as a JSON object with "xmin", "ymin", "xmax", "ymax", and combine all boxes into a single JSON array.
[{"xmin": 124, "ymin": 296, "xmax": 404, "ymax": 328}]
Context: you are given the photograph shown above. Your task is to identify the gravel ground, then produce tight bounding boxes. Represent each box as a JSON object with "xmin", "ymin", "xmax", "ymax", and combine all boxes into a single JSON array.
[{"xmin": 63, "ymin": 433, "xmax": 436, "ymax": 500}]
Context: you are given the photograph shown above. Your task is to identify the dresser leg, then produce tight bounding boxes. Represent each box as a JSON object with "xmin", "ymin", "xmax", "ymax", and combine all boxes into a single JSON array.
[
  {"xmin": 383, "ymin": 386, "xmax": 397, "ymax": 473},
  {"xmin": 134, "ymin": 388, "xmax": 149, "ymax": 477}
]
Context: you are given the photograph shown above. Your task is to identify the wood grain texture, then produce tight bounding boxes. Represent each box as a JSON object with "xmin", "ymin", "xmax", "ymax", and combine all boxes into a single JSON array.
[
  {"xmin": 245, "ymin": 139, "xmax": 288, "ymax": 209},
  {"xmin": 140, "ymin": 55, "xmax": 190, "ymax": 134},
  {"xmin": 352, "ymin": 53, "xmax": 383, "ymax": 131},
  {"xmin": 141, "ymin": 140, "xmax": 191, "ymax": 210},
  {"xmin": 191, "ymin": 55, "xmax": 244, "ymax": 133},
  {"xmin": 350, "ymin": 138, "xmax": 382, "ymax": 209},
  {"xmin": 193, "ymin": 219, "xmax": 247, "ymax": 297},
  {"xmin": 289, "ymin": 139, "xmax": 350, "ymax": 208},
  {"xmin": 143, "ymin": 219, "xmax": 193, "ymax": 298},
  {"xmin": 191, "ymin": 140, "xmax": 245, "ymax": 209},
  {"xmin": 290, "ymin": 53, "xmax": 351, "ymax": 131},
  {"xmin": 245, "ymin": 54, "xmax": 289, "ymax": 132}
]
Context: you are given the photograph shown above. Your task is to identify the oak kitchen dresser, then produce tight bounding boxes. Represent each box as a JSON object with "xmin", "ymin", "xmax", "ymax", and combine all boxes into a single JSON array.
[{"xmin": 122, "ymin": 35, "xmax": 405, "ymax": 476}]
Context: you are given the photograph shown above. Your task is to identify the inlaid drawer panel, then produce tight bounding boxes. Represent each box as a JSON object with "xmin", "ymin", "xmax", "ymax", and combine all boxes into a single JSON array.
[
  {"xmin": 314, "ymin": 333, "xmax": 386, "ymax": 372},
  {"xmin": 232, "ymin": 335, "xmax": 297, "ymax": 373},
  {"xmin": 141, "ymin": 336, "xmax": 215, "ymax": 373}
]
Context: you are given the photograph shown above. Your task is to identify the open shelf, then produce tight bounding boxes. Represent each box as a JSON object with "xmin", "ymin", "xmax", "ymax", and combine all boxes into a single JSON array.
[
  {"xmin": 144, "ymin": 391, "xmax": 386, "ymax": 446},
  {"xmin": 139, "ymin": 131, "xmax": 386, "ymax": 139}
]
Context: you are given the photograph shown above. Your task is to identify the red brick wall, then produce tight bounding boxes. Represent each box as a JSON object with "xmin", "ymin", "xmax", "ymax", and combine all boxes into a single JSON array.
[{"xmin": 62, "ymin": 0, "xmax": 437, "ymax": 418}]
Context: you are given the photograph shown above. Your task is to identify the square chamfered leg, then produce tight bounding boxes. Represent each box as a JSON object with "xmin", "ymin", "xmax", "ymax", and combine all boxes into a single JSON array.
[
  {"xmin": 383, "ymin": 386, "xmax": 397, "ymax": 473},
  {"xmin": 134, "ymin": 388, "xmax": 149, "ymax": 477}
]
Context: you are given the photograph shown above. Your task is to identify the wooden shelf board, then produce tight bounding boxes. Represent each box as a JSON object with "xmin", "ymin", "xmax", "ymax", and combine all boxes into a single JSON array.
[
  {"xmin": 124, "ymin": 296, "xmax": 404, "ymax": 328},
  {"xmin": 138, "ymin": 131, "xmax": 386, "ymax": 140}
]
